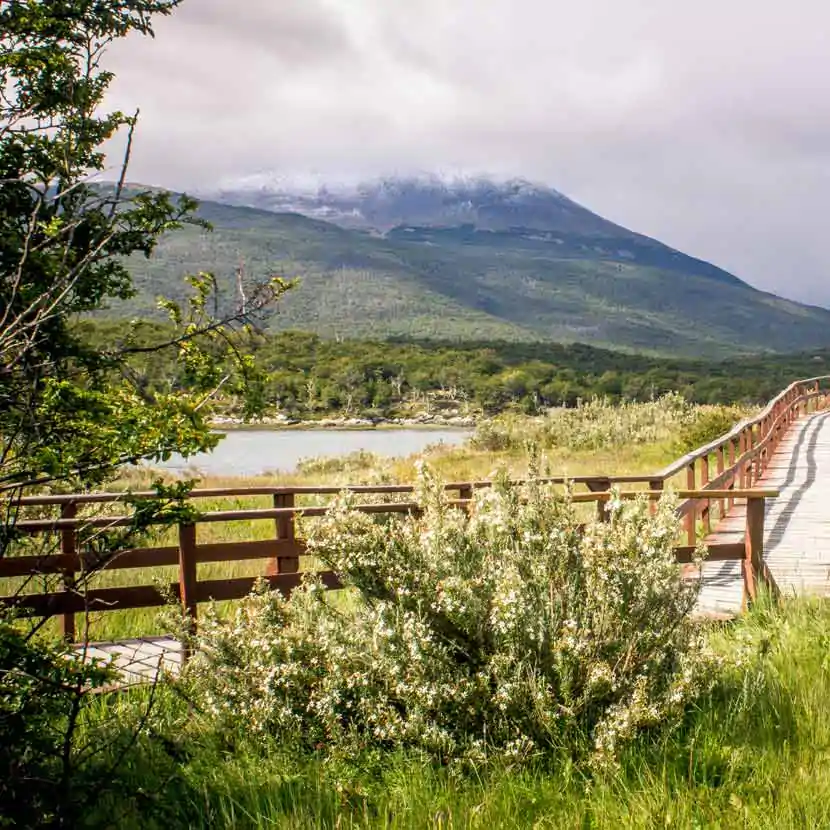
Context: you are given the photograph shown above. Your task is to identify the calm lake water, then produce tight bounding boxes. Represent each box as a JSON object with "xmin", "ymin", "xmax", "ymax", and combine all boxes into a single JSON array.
[{"xmin": 152, "ymin": 428, "xmax": 472, "ymax": 477}]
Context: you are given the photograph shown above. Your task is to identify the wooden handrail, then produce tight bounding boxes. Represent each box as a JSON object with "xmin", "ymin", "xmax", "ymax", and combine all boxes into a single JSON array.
[
  {"xmin": 11, "ymin": 474, "xmax": 664, "ymax": 507},
  {"xmin": 658, "ymin": 375, "xmax": 830, "ymax": 478},
  {"xmin": 2, "ymin": 487, "xmax": 780, "ymax": 637},
  {"xmin": 654, "ymin": 375, "xmax": 830, "ymax": 544},
  {"xmin": 8, "ymin": 489, "xmax": 780, "ymax": 533}
]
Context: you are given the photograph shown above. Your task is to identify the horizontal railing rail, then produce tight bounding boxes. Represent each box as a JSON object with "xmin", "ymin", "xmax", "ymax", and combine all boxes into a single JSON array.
[{"xmin": 11, "ymin": 474, "xmax": 664, "ymax": 508}]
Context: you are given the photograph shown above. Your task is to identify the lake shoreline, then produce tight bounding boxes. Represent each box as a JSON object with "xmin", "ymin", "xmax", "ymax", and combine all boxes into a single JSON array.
[
  {"xmin": 210, "ymin": 417, "xmax": 477, "ymax": 432},
  {"xmin": 152, "ymin": 427, "xmax": 474, "ymax": 477}
]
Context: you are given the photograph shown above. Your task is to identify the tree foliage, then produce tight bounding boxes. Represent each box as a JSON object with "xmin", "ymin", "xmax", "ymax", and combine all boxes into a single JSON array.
[
  {"xmin": 0, "ymin": 2, "xmax": 286, "ymax": 824},
  {"xmin": 0, "ymin": 0, "xmax": 288, "ymax": 496},
  {"xmin": 76, "ymin": 324, "xmax": 830, "ymax": 421}
]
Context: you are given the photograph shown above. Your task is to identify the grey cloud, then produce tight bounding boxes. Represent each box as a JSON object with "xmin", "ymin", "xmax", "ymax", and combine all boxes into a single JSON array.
[
  {"xmin": 162, "ymin": 0, "xmax": 356, "ymax": 63},
  {"xmin": 102, "ymin": 0, "xmax": 830, "ymax": 306}
]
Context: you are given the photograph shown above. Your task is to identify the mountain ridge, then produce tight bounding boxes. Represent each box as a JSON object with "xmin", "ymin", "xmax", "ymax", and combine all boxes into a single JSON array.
[
  {"xmin": 205, "ymin": 175, "xmax": 743, "ymax": 287},
  {"xmin": 105, "ymin": 178, "xmax": 830, "ymax": 358}
]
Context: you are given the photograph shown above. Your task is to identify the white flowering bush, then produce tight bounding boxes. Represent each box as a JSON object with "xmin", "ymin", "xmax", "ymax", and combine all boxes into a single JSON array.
[{"xmin": 183, "ymin": 464, "xmax": 716, "ymax": 766}]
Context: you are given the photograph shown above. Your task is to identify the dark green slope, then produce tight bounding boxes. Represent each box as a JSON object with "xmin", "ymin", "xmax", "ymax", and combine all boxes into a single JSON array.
[{"xmin": 119, "ymin": 197, "xmax": 830, "ymax": 358}]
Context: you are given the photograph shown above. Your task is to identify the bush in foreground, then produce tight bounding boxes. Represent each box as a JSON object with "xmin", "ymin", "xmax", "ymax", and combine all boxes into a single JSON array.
[
  {"xmin": 183, "ymin": 465, "xmax": 714, "ymax": 766},
  {"xmin": 37, "ymin": 595, "xmax": 826, "ymax": 828}
]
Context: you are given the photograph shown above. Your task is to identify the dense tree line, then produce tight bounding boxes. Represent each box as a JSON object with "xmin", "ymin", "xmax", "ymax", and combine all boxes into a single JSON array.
[{"xmin": 79, "ymin": 321, "xmax": 830, "ymax": 418}]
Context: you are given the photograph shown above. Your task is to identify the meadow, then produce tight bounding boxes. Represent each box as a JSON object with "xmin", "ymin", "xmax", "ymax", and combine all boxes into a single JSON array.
[{"xmin": 76, "ymin": 594, "xmax": 830, "ymax": 829}]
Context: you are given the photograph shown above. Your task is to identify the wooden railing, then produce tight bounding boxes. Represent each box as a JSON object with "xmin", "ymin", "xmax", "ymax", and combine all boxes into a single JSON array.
[
  {"xmin": 3, "ymin": 374, "xmax": 829, "ymax": 641},
  {"xmin": 0, "ymin": 476, "xmax": 666, "ymax": 640},
  {"xmin": 3, "ymin": 488, "xmax": 776, "ymax": 640},
  {"xmin": 656, "ymin": 374, "xmax": 830, "ymax": 545}
]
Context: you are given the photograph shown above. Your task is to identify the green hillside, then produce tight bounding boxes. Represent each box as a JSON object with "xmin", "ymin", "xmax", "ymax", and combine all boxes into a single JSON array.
[{"xmin": 116, "ymin": 196, "xmax": 830, "ymax": 358}]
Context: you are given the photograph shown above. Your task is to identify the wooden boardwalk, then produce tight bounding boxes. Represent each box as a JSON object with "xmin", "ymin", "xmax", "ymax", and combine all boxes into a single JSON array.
[
  {"xmin": 696, "ymin": 409, "xmax": 830, "ymax": 616},
  {"xmin": 79, "ymin": 408, "xmax": 830, "ymax": 681},
  {"xmin": 85, "ymin": 404, "xmax": 830, "ymax": 682},
  {"xmin": 74, "ymin": 637, "xmax": 183, "ymax": 688}
]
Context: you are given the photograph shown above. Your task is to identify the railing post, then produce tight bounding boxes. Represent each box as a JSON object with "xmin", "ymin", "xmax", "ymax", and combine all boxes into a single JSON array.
[
  {"xmin": 700, "ymin": 454, "xmax": 711, "ymax": 534},
  {"xmin": 738, "ymin": 431, "xmax": 746, "ymax": 489},
  {"xmin": 273, "ymin": 492, "xmax": 299, "ymax": 574},
  {"xmin": 761, "ymin": 423, "xmax": 767, "ymax": 475},
  {"xmin": 686, "ymin": 461, "xmax": 696, "ymax": 544},
  {"xmin": 743, "ymin": 496, "xmax": 765, "ymax": 609},
  {"xmin": 586, "ymin": 478, "xmax": 611, "ymax": 522},
  {"xmin": 178, "ymin": 522, "xmax": 198, "ymax": 655},
  {"xmin": 728, "ymin": 440, "xmax": 736, "ymax": 512},
  {"xmin": 649, "ymin": 479, "xmax": 664, "ymax": 515},
  {"xmin": 457, "ymin": 484, "xmax": 473, "ymax": 515},
  {"xmin": 716, "ymin": 446, "xmax": 725, "ymax": 521},
  {"xmin": 60, "ymin": 503, "xmax": 77, "ymax": 642}
]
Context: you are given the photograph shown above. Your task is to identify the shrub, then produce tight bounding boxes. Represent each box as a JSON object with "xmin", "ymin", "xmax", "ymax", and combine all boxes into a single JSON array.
[
  {"xmin": 183, "ymin": 465, "xmax": 715, "ymax": 767},
  {"xmin": 296, "ymin": 449, "xmax": 380, "ymax": 477},
  {"xmin": 672, "ymin": 405, "xmax": 749, "ymax": 455},
  {"xmin": 0, "ymin": 620, "xmax": 113, "ymax": 827},
  {"xmin": 467, "ymin": 419, "xmax": 516, "ymax": 452},
  {"xmin": 470, "ymin": 394, "xmax": 697, "ymax": 454}
]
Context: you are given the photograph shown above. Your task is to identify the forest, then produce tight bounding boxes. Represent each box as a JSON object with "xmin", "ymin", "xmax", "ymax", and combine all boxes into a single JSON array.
[{"xmin": 80, "ymin": 319, "xmax": 830, "ymax": 418}]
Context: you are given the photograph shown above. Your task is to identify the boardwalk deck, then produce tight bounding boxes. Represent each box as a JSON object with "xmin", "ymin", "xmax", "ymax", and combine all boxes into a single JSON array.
[
  {"xmin": 695, "ymin": 409, "xmax": 830, "ymax": 616},
  {"xmin": 75, "ymin": 637, "xmax": 183, "ymax": 688}
]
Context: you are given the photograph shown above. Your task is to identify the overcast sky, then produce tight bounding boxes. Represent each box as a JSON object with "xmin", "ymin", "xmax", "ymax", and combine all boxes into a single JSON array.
[{"xmin": 104, "ymin": 0, "xmax": 830, "ymax": 306}]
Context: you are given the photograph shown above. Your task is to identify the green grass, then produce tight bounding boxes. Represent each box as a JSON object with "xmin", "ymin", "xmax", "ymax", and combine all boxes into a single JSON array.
[{"xmin": 77, "ymin": 596, "xmax": 830, "ymax": 828}]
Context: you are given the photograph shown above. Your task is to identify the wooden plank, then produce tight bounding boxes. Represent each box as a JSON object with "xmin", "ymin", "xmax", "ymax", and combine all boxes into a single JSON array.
[
  {"xmin": 197, "ymin": 538, "xmax": 305, "ymax": 564},
  {"xmin": 685, "ymin": 462, "xmax": 697, "ymax": 545},
  {"xmin": 674, "ymin": 542, "xmax": 745, "ymax": 563},
  {"xmin": 60, "ymin": 503, "xmax": 77, "ymax": 641},
  {"xmin": 196, "ymin": 570, "xmax": 342, "ymax": 602},
  {"xmin": 271, "ymin": 491, "xmax": 300, "ymax": 575},
  {"xmin": 0, "ymin": 553, "xmax": 78, "ymax": 578},
  {"xmin": 0, "ymin": 546, "xmax": 180, "ymax": 576},
  {"xmin": 104, "ymin": 546, "xmax": 180, "ymax": 569},
  {"xmin": 14, "ymin": 475, "xmax": 664, "ymax": 508},
  {"xmin": 743, "ymin": 497, "xmax": 764, "ymax": 607},
  {"xmin": 178, "ymin": 524, "xmax": 198, "ymax": 622},
  {"xmin": 2, "ymin": 583, "xmax": 179, "ymax": 616},
  {"xmin": 12, "ymin": 489, "xmax": 782, "ymax": 533}
]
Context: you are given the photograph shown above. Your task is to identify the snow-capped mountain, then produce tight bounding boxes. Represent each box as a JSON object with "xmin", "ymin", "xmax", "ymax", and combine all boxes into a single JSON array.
[{"xmin": 204, "ymin": 173, "xmax": 633, "ymax": 236}]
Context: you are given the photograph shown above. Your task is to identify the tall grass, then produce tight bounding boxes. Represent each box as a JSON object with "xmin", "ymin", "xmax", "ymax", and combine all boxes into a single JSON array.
[{"xmin": 75, "ymin": 596, "xmax": 830, "ymax": 828}]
